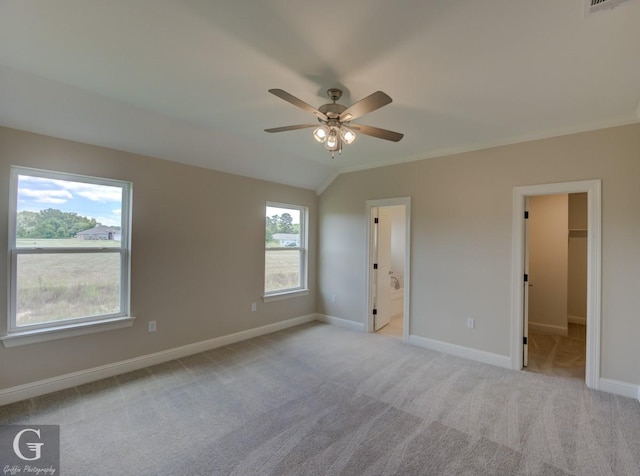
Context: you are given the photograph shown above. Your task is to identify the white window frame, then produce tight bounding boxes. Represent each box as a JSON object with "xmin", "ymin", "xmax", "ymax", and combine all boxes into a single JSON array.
[
  {"xmin": 263, "ymin": 202, "xmax": 309, "ymax": 301},
  {"xmin": 2, "ymin": 167, "xmax": 134, "ymax": 347}
]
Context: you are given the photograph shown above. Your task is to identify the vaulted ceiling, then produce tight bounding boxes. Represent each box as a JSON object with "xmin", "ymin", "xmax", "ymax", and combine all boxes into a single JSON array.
[{"xmin": 1, "ymin": 0, "xmax": 639, "ymax": 192}]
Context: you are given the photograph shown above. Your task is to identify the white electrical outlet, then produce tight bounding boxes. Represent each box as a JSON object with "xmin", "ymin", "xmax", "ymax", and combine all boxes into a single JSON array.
[
  {"xmin": 148, "ymin": 320, "xmax": 157, "ymax": 332},
  {"xmin": 466, "ymin": 318, "xmax": 475, "ymax": 329},
  {"xmin": 251, "ymin": 303, "xmax": 257, "ymax": 312},
  {"xmin": 331, "ymin": 294, "xmax": 336, "ymax": 303}
]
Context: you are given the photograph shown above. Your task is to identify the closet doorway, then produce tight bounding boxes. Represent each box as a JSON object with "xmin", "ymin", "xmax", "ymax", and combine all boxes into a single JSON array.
[
  {"xmin": 512, "ymin": 180, "xmax": 601, "ymax": 389},
  {"xmin": 525, "ymin": 193, "xmax": 587, "ymax": 379}
]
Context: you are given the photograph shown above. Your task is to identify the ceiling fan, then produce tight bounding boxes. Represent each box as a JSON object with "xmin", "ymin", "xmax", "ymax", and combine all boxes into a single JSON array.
[{"xmin": 265, "ymin": 88, "xmax": 404, "ymax": 159}]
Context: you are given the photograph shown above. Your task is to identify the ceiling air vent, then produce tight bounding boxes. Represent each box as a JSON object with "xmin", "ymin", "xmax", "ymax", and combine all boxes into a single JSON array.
[{"xmin": 585, "ymin": 0, "xmax": 633, "ymax": 16}]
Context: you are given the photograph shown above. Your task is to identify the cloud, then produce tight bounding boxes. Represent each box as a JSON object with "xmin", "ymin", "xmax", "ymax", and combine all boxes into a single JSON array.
[
  {"xmin": 96, "ymin": 216, "xmax": 121, "ymax": 227},
  {"xmin": 19, "ymin": 175, "xmax": 122, "ymax": 203},
  {"xmin": 18, "ymin": 188, "xmax": 73, "ymax": 204},
  {"xmin": 76, "ymin": 188, "xmax": 122, "ymax": 202},
  {"xmin": 52, "ymin": 179, "xmax": 122, "ymax": 203}
]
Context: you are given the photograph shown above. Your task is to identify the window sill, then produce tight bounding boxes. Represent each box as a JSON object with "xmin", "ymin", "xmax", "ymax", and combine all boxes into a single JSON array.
[
  {"xmin": 263, "ymin": 289, "xmax": 309, "ymax": 303},
  {"xmin": 1, "ymin": 316, "xmax": 136, "ymax": 348}
]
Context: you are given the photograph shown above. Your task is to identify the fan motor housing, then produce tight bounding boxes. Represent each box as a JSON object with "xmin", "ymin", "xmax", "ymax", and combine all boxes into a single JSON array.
[{"xmin": 318, "ymin": 102, "xmax": 347, "ymax": 119}]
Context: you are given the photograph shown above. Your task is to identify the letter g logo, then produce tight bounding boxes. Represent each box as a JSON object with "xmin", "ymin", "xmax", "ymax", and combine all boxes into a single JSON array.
[{"xmin": 13, "ymin": 428, "xmax": 44, "ymax": 461}]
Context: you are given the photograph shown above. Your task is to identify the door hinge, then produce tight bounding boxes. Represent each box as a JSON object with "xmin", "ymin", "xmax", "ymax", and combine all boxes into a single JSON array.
[
  {"xmin": 524, "ymin": 211, "xmax": 529, "ymax": 219},
  {"xmin": 524, "ymin": 274, "xmax": 528, "ymax": 282},
  {"xmin": 523, "ymin": 336, "xmax": 528, "ymax": 345},
  {"xmin": 373, "ymin": 308, "xmax": 378, "ymax": 315},
  {"xmin": 373, "ymin": 263, "xmax": 378, "ymax": 270},
  {"xmin": 374, "ymin": 217, "xmax": 379, "ymax": 224}
]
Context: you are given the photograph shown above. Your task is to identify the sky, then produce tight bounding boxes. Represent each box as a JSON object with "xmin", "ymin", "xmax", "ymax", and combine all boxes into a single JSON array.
[
  {"xmin": 17, "ymin": 174, "xmax": 123, "ymax": 227},
  {"xmin": 266, "ymin": 205, "xmax": 300, "ymax": 224}
]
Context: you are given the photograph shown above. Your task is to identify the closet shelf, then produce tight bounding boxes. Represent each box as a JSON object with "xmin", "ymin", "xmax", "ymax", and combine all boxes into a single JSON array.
[{"xmin": 568, "ymin": 229, "xmax": 588, "ymax": 238}]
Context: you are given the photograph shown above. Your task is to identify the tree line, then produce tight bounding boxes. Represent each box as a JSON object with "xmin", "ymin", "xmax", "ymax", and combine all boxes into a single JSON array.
[
  {"xmin": 17, "ymin": 208, "xmax": 101, "ymax": 239},
  {"xmin": 266, "ymin": 213, "xmax": 300, "ymax": 242}
]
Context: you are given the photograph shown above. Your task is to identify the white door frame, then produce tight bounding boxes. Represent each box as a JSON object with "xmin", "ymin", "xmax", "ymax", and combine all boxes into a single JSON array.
[
  {"xmin": 511, "ymin": 180, "xmax": 601, "ymax": 389},
  {"xmin": 365, "ymin": 197, "xmax": 411, "ymax": 342},
  {"xmin": 523, "ymin": 197, "xmax": 530, "ymax": 368}
]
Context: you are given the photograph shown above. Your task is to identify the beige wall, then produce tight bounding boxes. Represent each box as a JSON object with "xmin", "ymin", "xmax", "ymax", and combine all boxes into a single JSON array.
[
  {"xmin": 318, "ymin": 123, "xmax": 640, "ymax": 385},
  {"xmin": 0, "ymin": 126, "xmax": 317, "ymax": 389},
  {"xmin": 527, "ymin": 194, "xmax": 568, "ymax": 333},
  {"xmin": 568, "ymin": 192, "xmax": 588, "ymax": 230},
  {"xmin": 389, "ymin": 205, "xmax": 406, "ymax": 282},
  {"xmin": 3, "ymin": 123, "xmax": 639, "ymax": 390},
  {"xmin": 568, "ymin": 193, "xmax": 588, "ymax": 319}
]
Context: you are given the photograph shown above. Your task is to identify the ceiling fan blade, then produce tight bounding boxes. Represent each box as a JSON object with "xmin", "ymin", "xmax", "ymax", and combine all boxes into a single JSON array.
[
  {"xmin": 268, "ymin": 89, "xmax": 329, "ymax": 121},
  {"xmin": 264, "ymin": 124, "xmax": 317, "ymax": 133},
  {"xmin": 339, "ymin": 91, "xmax": 392, "ymax": 122},
  {"xmin": 350, "ymin": 124, "xmax": 404, "ymax": 142}
]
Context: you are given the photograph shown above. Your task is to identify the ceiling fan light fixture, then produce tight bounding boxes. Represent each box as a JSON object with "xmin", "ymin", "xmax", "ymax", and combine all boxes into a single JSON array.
[
  {"xmin": 340, "ymin": 126, "xmax": 356, "ymax": 145},
  {"xmin": 313, "ymin": 124, "xmax": 330, "ymax": 143},
  {"xmin": 324, "ymin": 128, "xmax": 339, "ymax": 150},
  {"xmin": 266, "ymin": 87, "xmax": 403, "ymax": 159}
]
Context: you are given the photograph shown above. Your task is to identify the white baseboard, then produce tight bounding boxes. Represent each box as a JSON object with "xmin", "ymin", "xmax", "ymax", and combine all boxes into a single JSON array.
[
  {"xmin": 599, "ymin": 378, "xmax": 640, "ymax": 401},
  {"xmin": 568, "ymin": 315, "xmax": 586, "ymax": 325},
  {"xmin": 408, "ymin": 336, "xmax": 640, "ymax": 401},
  {"xmin": 0, "ymin": 314, "xmax": 317, "ymax": 406},
  {"xmin": 4, "ymin": 314, "xmax": 636, "ymax": 406},
  {"xmin": 528, "ymin": 322, "xmax": 568, "ymax": 336},
  {"xmin": 408, "ymin": 334, "xmax": 512, "ymax": 369},
  {"xmin": 315, "ymin": 314, "xmax": 365, "ymax": 332}
]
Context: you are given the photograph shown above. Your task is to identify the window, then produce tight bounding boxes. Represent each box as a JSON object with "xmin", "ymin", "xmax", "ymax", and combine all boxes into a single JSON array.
[
  {"xmin": 4, "ymin": 167, "xmax": 132, "ymax": 345},
  {"xmin": 264, "ymin": 202, "xmax": 308, "ymax": 298}
]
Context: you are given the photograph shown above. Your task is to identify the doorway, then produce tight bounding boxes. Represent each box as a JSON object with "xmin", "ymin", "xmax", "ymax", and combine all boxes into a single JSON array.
[
  {"xmin": 366, "ymin": 198, "xmax": 411, "ymax": 341},
  {"xmin": 525, "ymin": 193, "xmax": 587, "ymax": 379},
  {"xmin": 512, "ymin": 180, "xmax": 601, "ymax": 389}
]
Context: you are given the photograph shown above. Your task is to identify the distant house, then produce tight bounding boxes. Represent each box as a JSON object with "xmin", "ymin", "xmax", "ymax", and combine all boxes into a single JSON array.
[
  {"xmin": 76, "ymin": 226, "xmax": 121, "ymax": 241},
  {"xmin": 272, "ymin": 233, "xmax": 300, "ymax": 247}
]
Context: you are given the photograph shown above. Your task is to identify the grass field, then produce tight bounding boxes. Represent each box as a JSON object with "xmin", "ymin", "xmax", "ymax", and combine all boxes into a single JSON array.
[
  {"xmin": 17, "ymin": 238, "xmax": 121, "ymax": 248},
  {"xmin": 265, "ymin": 249, "xmax": 301, "ymax": 292},
  {"xmin": 14, "ymin": 239, "xmax": 300, "ymax": 326},
  {"xmin": 15, "ymin": 239, "xmax": 121, "ymax": 327}
]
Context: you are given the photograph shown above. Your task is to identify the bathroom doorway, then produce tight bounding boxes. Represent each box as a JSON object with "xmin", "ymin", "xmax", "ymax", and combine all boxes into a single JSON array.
[{"xmin": 366, "ymin": 197, "xmax": 411, "ymax": 341}]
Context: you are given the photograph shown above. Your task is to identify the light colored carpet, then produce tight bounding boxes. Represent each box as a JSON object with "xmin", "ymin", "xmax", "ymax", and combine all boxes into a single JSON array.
[
  {"xmin": 1, "ymin": 322, "xmax": 639, "ymax": 475},
  {"xmin": 528, "ymin": 323, "xmax": 586, "ymax": 379}
]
